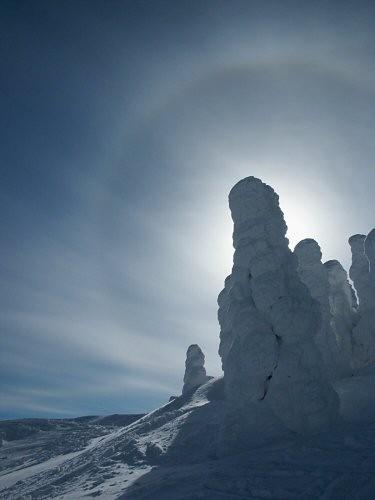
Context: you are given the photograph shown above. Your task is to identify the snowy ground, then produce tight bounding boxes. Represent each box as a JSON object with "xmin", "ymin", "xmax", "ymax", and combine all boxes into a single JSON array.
[{"xmin": 1, "ymin": 372, "xmax": 375, "ymax": 499}]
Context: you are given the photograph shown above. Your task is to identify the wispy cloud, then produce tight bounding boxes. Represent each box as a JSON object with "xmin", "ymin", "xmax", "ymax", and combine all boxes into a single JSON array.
[{"xmin": 3, "ymin": 0, "xmax": 375, "ymax": 418}]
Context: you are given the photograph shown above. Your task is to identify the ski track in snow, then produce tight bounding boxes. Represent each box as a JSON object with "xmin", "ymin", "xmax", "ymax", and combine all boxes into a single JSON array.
[{"xmin": 0, "ymin": 435, "xmax": 105, "ymax": 490}]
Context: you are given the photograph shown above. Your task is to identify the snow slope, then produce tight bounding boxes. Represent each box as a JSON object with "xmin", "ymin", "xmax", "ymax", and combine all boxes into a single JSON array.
[{"xmin": 1, "ymin": 371, "xmax": 375, "ymax": 499}]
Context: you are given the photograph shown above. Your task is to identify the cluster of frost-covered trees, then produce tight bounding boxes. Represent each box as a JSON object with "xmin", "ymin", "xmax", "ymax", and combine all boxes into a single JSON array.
[{"xmin": 182, "ymin": 177, "xmax": 375, "ymax": 452}]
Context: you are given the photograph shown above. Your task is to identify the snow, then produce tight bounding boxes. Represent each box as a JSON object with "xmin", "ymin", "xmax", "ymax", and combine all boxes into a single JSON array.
[
  {"xmin": 182, "ymin": 344, "xmax": 211, "ymax": 395},
  {"xmin": 0, "ymin": 435, "xmax": 105, "ymax": 490},
  {"xmin": 1, "ymin": 372, "xmax": 375, "ymax": 499},
  {"xmin": 294, "ymin": 240, "xmax": 353, "ymax": 379},
  {"xmin": 219, "ymin": 177, "xmax": 338, "ymax": 443},
  {"xmin": 2, "ymin": 175, "xmax": 375, "ymax": 499},
  {"xmin": 349, "ymin": 230, "xmax": 375, "ymax": 370}
]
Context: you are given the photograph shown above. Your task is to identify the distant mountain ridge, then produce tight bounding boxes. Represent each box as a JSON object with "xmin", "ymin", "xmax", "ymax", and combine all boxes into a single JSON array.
[{"xmin": 0, "ymin": 414, "xmax": 145, "ymax": 444}]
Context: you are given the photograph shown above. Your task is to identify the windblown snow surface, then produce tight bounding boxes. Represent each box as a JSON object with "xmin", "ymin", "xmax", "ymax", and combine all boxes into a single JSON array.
[{"xmin": 1, "ymin": 371, "xmax": 375, "ymax": 499}]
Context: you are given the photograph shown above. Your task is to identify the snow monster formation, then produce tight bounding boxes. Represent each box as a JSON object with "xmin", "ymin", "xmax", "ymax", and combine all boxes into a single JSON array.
[
  {"xmin": 293, "ymin": 239, "xmax": 353, "ymax": 379},
  {"xmin": 324, "ymin": 260, "xmax": 356, "ymax": 375},
  {"xmin": 349, "ymin": 234, "xmax": 372, "ymax": 312},
  {"xmin": 349, "ymin": 230, "xmax": 375, "ymax": 369},
  {"xmin": 218, "ymin": 177, "xmax": 339, "ymax": 449},
  {"xmin": 366, "ymin": 229, "xmax": 375, "ymax": 288},
  {"xmin": 182, "ymin": 344, "xmax": 211, "ymax": 395},
  {"xmin": 294, "ymin": 239, "xmax": 340, "ymax": 379}
]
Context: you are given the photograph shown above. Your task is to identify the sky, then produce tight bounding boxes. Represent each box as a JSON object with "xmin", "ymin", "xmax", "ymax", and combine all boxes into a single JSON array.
[{"xmin": 2, "ymin": 0, "xmax": 375, "ymax": 419}]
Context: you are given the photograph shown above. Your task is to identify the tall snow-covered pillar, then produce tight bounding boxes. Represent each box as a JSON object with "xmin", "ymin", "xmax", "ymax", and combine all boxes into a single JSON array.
[
  {"xmin": 349, "ymin": 234, "xmax": 371, "ymax": 312},
  {"xmin": 324, "ymin": 259, "xmax": 356, "ymax": 375},
  {"xmin": 182, "ymin": 344, "xmax": 210, "ymax": 395},
  {"xmin": 218, "ymin": 177, "xmax": 339, "ymax": 441},
  {"xmin": 294, "ymin": 239, "xmax": 339, "ymax": 378},
  {"xmin": 350, "ymin": 229, "xmax": 375, "ymax": 369}
]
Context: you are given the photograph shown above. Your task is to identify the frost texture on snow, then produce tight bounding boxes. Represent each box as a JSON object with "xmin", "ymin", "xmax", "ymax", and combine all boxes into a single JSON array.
[
  {"xmin": 182, "ymin": 344, "xmax": 211, "ymax": 395},
  {"xmin": 218, "ymin": 177, "xmax": 339, "ymax": 445}
]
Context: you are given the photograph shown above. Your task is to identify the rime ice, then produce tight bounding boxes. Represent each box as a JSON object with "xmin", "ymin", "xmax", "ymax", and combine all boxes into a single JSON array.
[
  {"xmin": 182, "ymin": 344, "xmax": 210, "ymax": 395},
  {"xmin": 218, "ymin": 177, "xmax": 339, "ymax": 441}
]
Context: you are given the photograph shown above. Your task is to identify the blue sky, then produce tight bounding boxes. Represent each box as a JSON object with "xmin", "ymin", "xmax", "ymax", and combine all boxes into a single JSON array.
[{"xmin": 2, "ymin": 0, "xmax": 375, "ymax": 418}]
